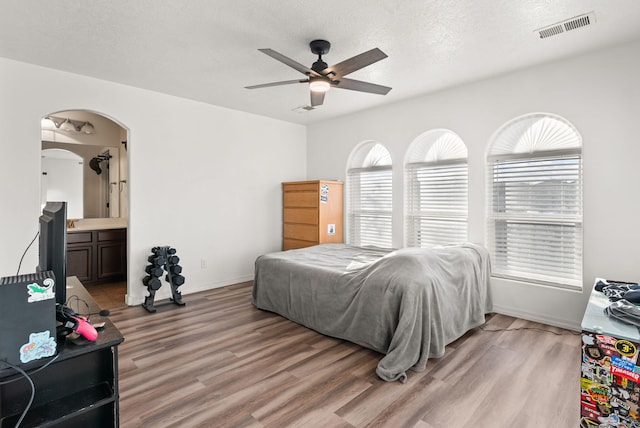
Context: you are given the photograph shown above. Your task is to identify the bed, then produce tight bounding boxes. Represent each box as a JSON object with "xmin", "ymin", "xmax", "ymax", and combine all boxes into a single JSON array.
[{"xmin": 252, "ymin": 243, "xmax": 492, "ymax": 382}]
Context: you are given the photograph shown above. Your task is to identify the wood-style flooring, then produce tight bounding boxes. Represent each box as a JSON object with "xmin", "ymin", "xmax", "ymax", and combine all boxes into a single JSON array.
[{"xmin": 108, "ymin": 281, "xmax": 581, "ymax": 428}]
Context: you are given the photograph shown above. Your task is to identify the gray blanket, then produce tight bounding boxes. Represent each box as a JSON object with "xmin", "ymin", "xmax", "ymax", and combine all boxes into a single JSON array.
[{"xmin": 252, "ymin": 243, "xmax": 492, "ymax": 382}]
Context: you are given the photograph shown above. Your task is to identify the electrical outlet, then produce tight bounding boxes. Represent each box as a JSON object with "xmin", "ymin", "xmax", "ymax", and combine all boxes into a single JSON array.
[{"xmin": 201, "ymin": 259, "xmax": 206, "ymax": 269}]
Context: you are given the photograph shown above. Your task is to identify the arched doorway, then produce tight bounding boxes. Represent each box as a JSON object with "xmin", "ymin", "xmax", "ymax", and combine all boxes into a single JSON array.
[{"xmin": 41, "ymin": 110, "xmax": 129, "ymax": 309}]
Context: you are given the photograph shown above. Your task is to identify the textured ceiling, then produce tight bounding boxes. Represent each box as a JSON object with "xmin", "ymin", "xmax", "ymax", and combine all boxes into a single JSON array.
[{"xmin": 2, "ymin": 0, "xmax": 640, "ymax": 125}]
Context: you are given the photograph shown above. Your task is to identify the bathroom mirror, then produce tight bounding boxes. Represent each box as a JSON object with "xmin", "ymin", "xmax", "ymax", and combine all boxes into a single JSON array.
[{"xmin": 41, "ymin": 110, "xmax": 128, "ymax": 219}]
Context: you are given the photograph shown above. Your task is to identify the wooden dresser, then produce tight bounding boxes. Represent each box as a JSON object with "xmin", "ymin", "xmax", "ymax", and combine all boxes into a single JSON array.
[{"xmin": 282, "ymin": 180, "xmax": 344, "ymax": 250}]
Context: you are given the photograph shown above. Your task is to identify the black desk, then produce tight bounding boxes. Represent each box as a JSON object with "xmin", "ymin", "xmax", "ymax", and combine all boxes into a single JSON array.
[{"xmin": 0, "ymin": 277, "xmax": 124, "ymax": 427}]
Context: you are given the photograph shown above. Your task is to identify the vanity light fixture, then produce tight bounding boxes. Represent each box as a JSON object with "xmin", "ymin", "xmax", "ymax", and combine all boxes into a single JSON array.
[
  {"xmin": 43, "ymin": 116, "xmax": 95, "ymax": 134},
  {"xmin": 80, "ymin": 122, "xmax": 95, "ymax": 134},
  {"xmin": 59, "ymin": 119, "xmax": 76, "ymax": 132}
]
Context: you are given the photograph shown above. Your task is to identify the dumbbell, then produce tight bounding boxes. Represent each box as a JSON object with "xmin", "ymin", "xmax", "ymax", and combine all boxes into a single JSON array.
[
  {"xmin": 148, "ymin": 254, "xmax": 166, "ymax": 266},
  {"xmin": 167, "ymin": 274, "xmax": 185, "ymax": 286},
  {"xmin": 143, "ymin": 275, "xmax": 162, "ymax": 290},
  {"xmin": 145, "ymin": 264, "xmax": 164, "ymax": 277},
  {"xmin": 168, "ymin": 264, "xmax": 182, "ymax": 275},
  {"xmin": 167, "ymin": 255, "xmax": 180, "ymax": 265}
]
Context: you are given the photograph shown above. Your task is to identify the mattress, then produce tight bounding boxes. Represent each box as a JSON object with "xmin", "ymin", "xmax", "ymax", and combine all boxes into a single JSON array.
[{"xmin": 253, "ymin": 243, "xmax": 492, "ymax": 382}]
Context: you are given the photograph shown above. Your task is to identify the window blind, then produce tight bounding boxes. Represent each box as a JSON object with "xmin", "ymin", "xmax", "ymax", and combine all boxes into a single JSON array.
[
  {"xmin": 405, "ymin": 161, "xmax": 468, "ymax": 247},
  {"xmin": 487, "ymin": 151, "xmax": 583, "ymax": 288},
  {"xmin": 347, "ymin": 166, "xmax": 392, "ymax": 248}
]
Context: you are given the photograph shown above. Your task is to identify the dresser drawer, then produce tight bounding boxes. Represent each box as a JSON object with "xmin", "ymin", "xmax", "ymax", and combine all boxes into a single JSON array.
[
  {"xmin": 283, "ymin": 238, "xmax": 316, "ymax": 251},
  {"xmin": 284, "ymin": 208, "xmax": 318, "ymax": 225},
  {"xmin": 282, "ymin": 183, "xmax": 318, "ymax": 192},
  {"xmin": 67, "ymin": 231, "xmax": 92, "ymax": 244},
  {"xmin": 97, "ymin": 229, "xmax": 126, "ymax": 242},
  {"xmin": 284, "ymin": 191, "xmax": 319, "ymax": 208},
  {"xmin": 284, "ymin": 223, "xmax": 318, "ymax": 242}
]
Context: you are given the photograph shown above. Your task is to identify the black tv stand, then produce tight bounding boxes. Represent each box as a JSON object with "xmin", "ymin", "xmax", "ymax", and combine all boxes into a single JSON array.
[{"xmin": 0, "ymin": 277, "xmax": 124, "ymax": 427}]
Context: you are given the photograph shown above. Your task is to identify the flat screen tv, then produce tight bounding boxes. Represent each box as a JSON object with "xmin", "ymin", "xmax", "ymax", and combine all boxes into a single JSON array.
[{"xmin": 37, "ymin": 201, "xmax": 67, "ymax": 305}]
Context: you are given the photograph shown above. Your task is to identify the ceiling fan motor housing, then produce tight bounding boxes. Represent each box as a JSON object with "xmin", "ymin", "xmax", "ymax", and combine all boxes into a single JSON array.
[
  {"xmin": 310, "ymin": 40, "xmax": 331, "ymax": 73},
  {"xmin": 309, "ymin": 39, "xmax": 331, "ymax": 56},
  {"xmin": 312, "ymin": 59, "xmax": 328, "ymax": 73}
]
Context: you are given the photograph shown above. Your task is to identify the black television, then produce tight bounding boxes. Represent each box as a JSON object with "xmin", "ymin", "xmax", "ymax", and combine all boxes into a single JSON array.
[{"xmin": 37, "ymin": 202, "xmax": 67, "ymax": 305}]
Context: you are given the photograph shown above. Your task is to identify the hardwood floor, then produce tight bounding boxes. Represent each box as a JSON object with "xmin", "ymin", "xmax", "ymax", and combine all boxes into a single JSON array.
[{"xmin": 109, "ymin": 282, "xmax": 581, "ymax": 428}]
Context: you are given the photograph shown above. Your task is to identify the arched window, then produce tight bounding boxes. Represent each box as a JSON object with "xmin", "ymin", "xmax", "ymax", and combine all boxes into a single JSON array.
[
  {"xmin": 405, "ymin": 130, "xmax": 468, "ymax": 247},
  {"xmin": 487, "ymin": 113, "xmax": 583, "ymax": 289},
  {"xmin": 346, "ymin": 142, "xmax": 393, "ymax": 247}
]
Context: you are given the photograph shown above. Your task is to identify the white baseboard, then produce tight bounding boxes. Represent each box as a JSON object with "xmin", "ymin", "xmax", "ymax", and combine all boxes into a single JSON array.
[
  {"xmin": 491, "ymin": 303, "xmax": 581, "ymax": 332},
  {"xmin": 181, "ymin": 274, "xmax": 254, "ymax": 295},
  {"xmin": 125, "ymin": 274, "xmax": 254, "ymax": 306}
]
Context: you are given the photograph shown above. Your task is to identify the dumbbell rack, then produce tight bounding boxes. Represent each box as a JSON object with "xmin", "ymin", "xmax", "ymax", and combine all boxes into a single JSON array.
[{"xmin": 142, "ymin": 246, "xmax": 186, "ymax": 313}]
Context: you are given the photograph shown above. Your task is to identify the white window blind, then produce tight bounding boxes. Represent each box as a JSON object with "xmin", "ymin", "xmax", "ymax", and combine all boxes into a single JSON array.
[
  {"xmin": 406, "ymin": 160, "xmax": 468, "ymax": 247},
  {"xmin": 487, "ymin": 150, "xmax": 583, "ymax": 288},
  {"xmin": 487, "ymin": 114, "xmax": 583, "ymax": 289},
  {"xmin": 347, "ymin": 166, "xmax": 393, "ymax": 248},
  {"xmin": 405, "ymin": 130, "xmax": 468, "ymax": 247}
]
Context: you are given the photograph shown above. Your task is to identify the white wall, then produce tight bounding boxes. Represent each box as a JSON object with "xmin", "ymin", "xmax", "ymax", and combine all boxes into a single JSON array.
[
  {"xmin": 0, "ymin": 57, "xmax": 306, "ymax": 305},
  {"xmin": 307, "ymin": 39, "xmax": 640, "ymax": 330}
]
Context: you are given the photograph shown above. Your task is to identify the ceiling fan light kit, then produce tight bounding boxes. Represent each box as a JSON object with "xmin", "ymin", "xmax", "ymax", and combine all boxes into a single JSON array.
[
  {"xmin": 309, "ymin": 78, "xmax": 330, "ymax": 93},
  {"xmin": 245, "ymin": 39, "xmax": 391, "ymax": 107}
]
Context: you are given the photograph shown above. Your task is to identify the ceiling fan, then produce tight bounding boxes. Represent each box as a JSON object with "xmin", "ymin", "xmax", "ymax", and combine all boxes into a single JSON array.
[{"xmin": 245, "ymin": 40, "xmax": 391, "ymax": 107}]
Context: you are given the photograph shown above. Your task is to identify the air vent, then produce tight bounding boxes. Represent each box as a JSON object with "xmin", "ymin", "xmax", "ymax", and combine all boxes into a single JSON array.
[
  {"xmin": 539, "ymin": 24, "xmax": 564, "ymax": 39},
  {"xmin": 535, "ymin": 12, "xmax": 596, "ymax": 39}
]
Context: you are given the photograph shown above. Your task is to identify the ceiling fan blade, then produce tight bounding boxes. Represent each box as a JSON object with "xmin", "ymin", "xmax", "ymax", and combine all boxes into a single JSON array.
[
  {"xmin": 325, "ymin": 48, "xmax": 388, "ymax": 77},
  {"xmin": 245, "ymin": 79, "xmax": 308, "ymax": 89},
  {"xmin": 258, "ymin": 49, "xmax": 321, "ymax": 77},
  {"xmin": 333, "ymin": 77, "xmax": 392, "ymax": 95},
  {"xmin": 310, "ymin": 90, "xmax": 325, "ymax": 107}
]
